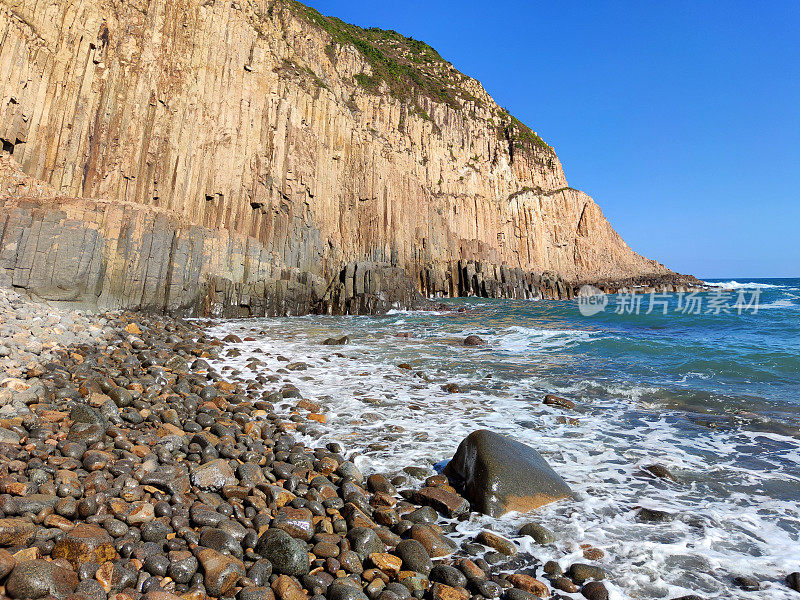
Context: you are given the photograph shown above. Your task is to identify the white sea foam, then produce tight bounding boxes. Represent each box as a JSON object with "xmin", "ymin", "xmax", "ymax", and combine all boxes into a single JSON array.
[
  {"xmin": 704, "ymin": 280, "xmax": 786, "ymax": 290},
  {"xmin": 756, "ymin": 299, "xmax": 797, "ymax": 310},
  {"xmin": 495, "ymin": 326, "xmax": 598, "ymax": 352},
  {"xmin": 206, "ymin": 316, "xmax": 800, "ymax": 600},
  {"xmin": 385, "ymin": 308, "xmax": 446, "ymax": 316}
]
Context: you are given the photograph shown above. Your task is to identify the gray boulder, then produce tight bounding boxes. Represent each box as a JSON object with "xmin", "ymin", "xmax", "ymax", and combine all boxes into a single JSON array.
[
  {"xmin": 256, "ymin": 529, "xmax": 309, "ymax": 576},
  {"xmin": 6, "ymin": 560, "xmax": 78, "ymax": 599},
  {"xmin": 443, "ymin": 429, "xmax": 572, "ymax": 516}
]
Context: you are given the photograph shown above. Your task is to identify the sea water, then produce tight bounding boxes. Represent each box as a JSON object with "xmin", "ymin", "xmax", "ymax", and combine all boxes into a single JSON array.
[{"xmin": 209, "ymin": 278, "xmax": 800, "ymax": 599}]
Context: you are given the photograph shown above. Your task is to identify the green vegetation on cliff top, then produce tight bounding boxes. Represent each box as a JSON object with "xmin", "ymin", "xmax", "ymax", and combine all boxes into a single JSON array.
[{"xmin": 280, "ymin": 0, "xmax": 551, "ymax": 152}]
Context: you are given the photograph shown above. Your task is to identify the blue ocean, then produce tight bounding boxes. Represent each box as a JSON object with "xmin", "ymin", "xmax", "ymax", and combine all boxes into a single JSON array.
[{"xmin": 211, "ymin": 278, "xmax": 800, "ymax": 599}]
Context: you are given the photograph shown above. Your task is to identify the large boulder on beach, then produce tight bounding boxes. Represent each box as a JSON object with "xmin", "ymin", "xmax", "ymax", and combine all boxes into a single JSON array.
[{"xmin": 443, "ymin": 429, "xmax": 572, "ymax": 516}]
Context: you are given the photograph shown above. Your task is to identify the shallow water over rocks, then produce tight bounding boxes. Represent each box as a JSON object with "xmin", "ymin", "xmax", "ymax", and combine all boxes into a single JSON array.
[{"xmin": 209, "ymin": 280, "xmax": 800, "ymax": 600}]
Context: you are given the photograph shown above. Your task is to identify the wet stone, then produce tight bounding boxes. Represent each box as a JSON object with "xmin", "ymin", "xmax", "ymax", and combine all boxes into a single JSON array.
[
  {"xmin": 643, "ymin": 464, "xmax": 677, "ymax": 481},
  {"xmin": 141, "ymin": 519, "xmax": 172, "ymax": 542},
  {"xmin": 470, "ymin": 579, "xmax": 501, "ymax": 598},
  {"xmin": 483, "ymin": 551, "xmax": 505, "ymax": 565},
  {"xmin": 346, "ymin": 527, "xmax": 385, "ymax": 561},
  {"xmin": 247, "ymin": 559, "xmax": 274, "ymax": 586},
  {"xmin": 127, "ymin": 502, "xmax": 155, "ymax": 525},
  {"xmin": 272, "ymin": 574, "xmax": 307, "ymax": 600},
  {"xmin": 384, "ymin": 583, "xmax": 411, "ymax": 600},
  {"xmin": 733, "ymin": 576, "xmax": 760, "ymax": 591},
  {"xmin": 506, "ymin": 575, "xmax": 548, "ymax": 598},
  {"xmin": 108, "ymin": 387, "xmax": 133, "ymax": 408},
  {"xmin": 342, "ymin": 502, "xmax": 377, "ymax": 529},
  {"xmin": 76, "ymin": 562, "xmax": 99, "ymax": 584},
  {"xmin": 313, "ymin": 542, "xmax": 340, "ymax": 558},
  {"xmin": 430, "ymin": 583, "xmax": 468, "ymax": 600},
  {"xmin": 0, "ymin": 517, "xmax": 37, "ymax": 545},
  {"xmin": 105, "ymin": 562, "xmax": 137, "ymax": 593},
  {"xmin": 475, "ymin": 531, "xmax": 517, "ymax": 556},
  {"xmin": 339, "ymin": 550, "xmax": 364, "ymax": 574},
  {"xmin": 637, "ymin": 507, "xmax": 675, "ymax": 523},
  {"xmin": 403, "ymin": 466, "xmax": 431, "ymax": 479},
  {"xmin": 280, "ymin": 385, "xmax": 303, "ymax": 399},
  {"xmin": 551, "ymin": 577, "xmax": 578, "ymax": 593},
  {"xmin": 6, "ymin": 559, "xmax": 79, "ymax": 600},
  {"xmin": 67, "ymin": 423, "xmax": 104, "ymax": 445},
  {"xmin": 369, "ymin": 553, "xmax": 402, "ymax": 577},
  {"xmin": 75, "ymin": 579, "xmax": 106, "ymax": 600},
  {"xmin": 143, "ymin": 554, "xmax": 170, "ymax": 576},
  {"xmin": 240, "ymin": 587, "xmax": 276, "ymax": 600},
  {"xmin": 218, "ymin": 518, "xmax": 248, "ymax": 542},
  {"xmin": 580, "ymin": 581, "xmax": 608, "ymax": 600},
  {"xmin": 367, "ymin": 475, "xmax": 396, "ymax": 495},
  {"xmin": 412, "ymin": 487, "xmax": 469, "ymax": 519},
  {"xmin": 337, "ymin": 461, "xmax": 364, "ymax": 484},
  {"xmin": 104, "ymin": 518, "xmax": 128, "ymax": 538},
  {"xmin": 429, "ymin": 565, "xmax": 467, "ymax": 589},
  {"xmin": 398, "ymin": 572, "xmax": 428, "ymax": 595},
  {"xmin": 200, "ymin": 528, "xmax": 243, "ymax": 558},
  {"xmin": 6, "ymin": 494, "xmax": 60, "ymax": 515},
  {"xmin": 167, "ymin": 550, "xmax": 199, "ymax": 583},
  {"xmin": 394, "ymin": 539, "xmax": 432, "ymax": 575},
  {"xmin": 365, "ymin": 577, "xmax": 387, "ymax": 600},
  {"xmin": 518, "ymin": 523, "xmax": 555, "ymax": 545},
  {"xmin": 410, "ymin": 524, "xmax": 457, "ymax": 558},
  {"xmin": 787, "ymin": 572, "xmax": 800, "ymax": 592},
  {"xmin": 274, "ymin": 506, "xmax": 315, "ymax": 541},
  {"xmin": 505, "ymin": 590, "xmax": 538, "ymax": 600},
  {"xmin": 444, "ymin": 430, "xmax": 572, "ymax": 516},
  {"xmin": 542, "ymin": 394, "xmax": 575, "ymax": 409},
  {"xmin": 0, "ymin": 548, "xmax": 16, "ymax": 579},
  {"xmin": 373, "ymin": 507, "xmax": 401, "ymax": 527},
  {"xmin": 191, "ymin": 503, "xmax": 226, "ymax": 526},
  {"xmin": 256, "ymin": 529, "xmax": 310, "ymax": 577},
  {"xmin": 329, "ymin": 579, "xmax": 368, "ymax": 600},
  {"xmin": 567, "ymin": 564, "xmax": 606, "ymax": 585},
  {"xmin": 51, "ymin": 523, "xmax": 116, "ymax": 569},
  {"xmin": 196, "ymin": 547, "xmax": 246, "ymax": 597},
  {"xmin": 191, "ymin": 458, "xmax": 237, "ymax": 491},
  {"xmin": 70, "ymin": 404, "xmax": 107, "ymax": 427}
]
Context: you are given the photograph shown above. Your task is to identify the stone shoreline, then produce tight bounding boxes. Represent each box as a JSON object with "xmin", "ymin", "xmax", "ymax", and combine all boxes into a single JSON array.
[{"xmin": 0, "ymin": 288, "xmax": 766, "ymax": 600}]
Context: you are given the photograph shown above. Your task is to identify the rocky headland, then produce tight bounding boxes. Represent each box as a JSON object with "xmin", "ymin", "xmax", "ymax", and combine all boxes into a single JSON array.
[{"xmin": 0, "ymin": 0, "xmax": 698, "ymax": 316}]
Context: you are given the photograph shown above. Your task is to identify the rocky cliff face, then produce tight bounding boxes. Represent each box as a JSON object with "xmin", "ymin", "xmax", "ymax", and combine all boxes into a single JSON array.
[{"xmin": 0, "ymin": 0, "xmax": 680, "ymax": 315}]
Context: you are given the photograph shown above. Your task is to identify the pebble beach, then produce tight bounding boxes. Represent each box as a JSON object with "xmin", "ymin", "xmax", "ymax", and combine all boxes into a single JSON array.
[
  {"xmin": 1, "ymin": 285, "xmax": 798, "ymax": 600},
  {"xmin": 0, "ymin": 288, "xmax": 628, "ymax": 600}
]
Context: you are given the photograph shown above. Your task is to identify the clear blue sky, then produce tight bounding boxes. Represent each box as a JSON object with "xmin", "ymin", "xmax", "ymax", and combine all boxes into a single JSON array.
[{"xmin": 302, "ymin": 0, "xmax": 799, "ymax": 278}]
